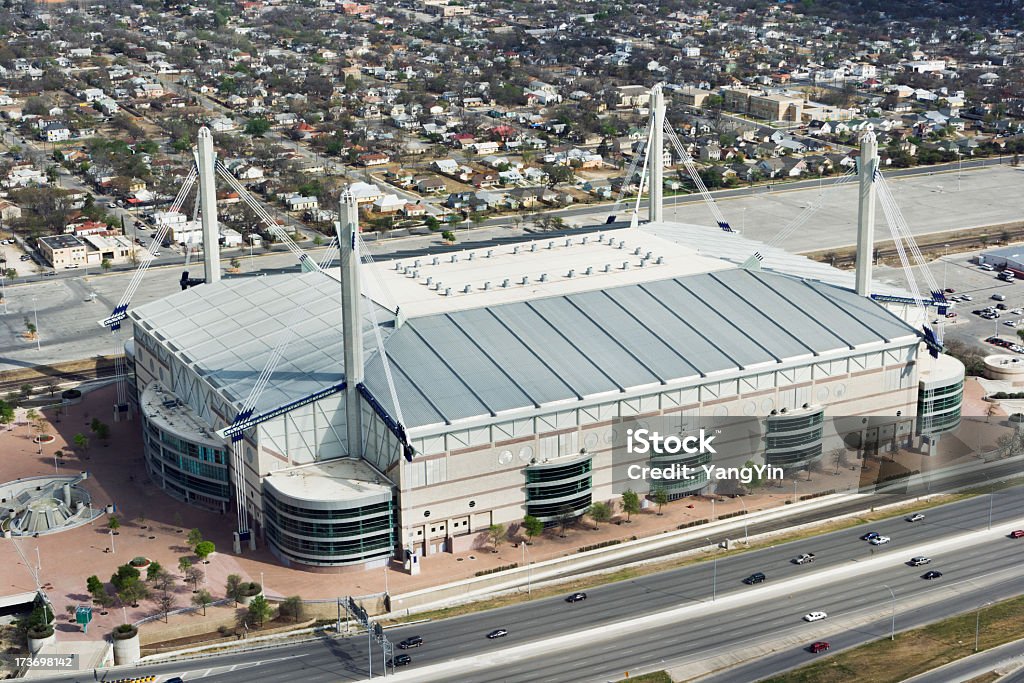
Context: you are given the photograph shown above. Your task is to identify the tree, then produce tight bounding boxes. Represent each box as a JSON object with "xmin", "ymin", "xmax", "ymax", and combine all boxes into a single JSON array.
[
  {"xmin": 86, "ymin": 575, "xmax": 105, "ymax": 602},
  {"xmin": 226, "ymin": 574, "xmax": 245, "ymax": 605},
  {"xmin": 244, "ymin": 118, "xmax": 271, "ymax": 137},
  {"xmin": 0, "ymin": 400, "xmax": 14, "ymax": 427},
  {"xmin": 146, "ymin": 561, "xmax": 164, "ymax": 582},
  {"xmin": 107, "ymin": 515, "xmax": 121, "ymax": 534},
  {"xmin": 588, "ymin": 501, "xmax": 612, "ymax": 527},
  {"xmin": 279, "ymin": 596, "xmax": 304, "ymax": 623},
  {"xmin": 620, "ymin": 489, "xmax": 641, "ymax": 522},
  {"xmin": 487, "ymin": 523, "xmax": 505, "ymax": 553},
  {"xmin": 441, "ymin": 230, "xmax": 456, "ymax": 242},
  {"xmin": 151, "ymin": 569, "xmax": 176, "ymax": 595},
  {"xmin": 95, "ymin": 422, "xmax": 110, "ymax": 444},
  {"xmin": 155, "ymin": 591, "xmax": 177, "ymax": 622},
  {"xmin": 72, "ymin": 432, "xmax": 89, "ymax": 453},
  {"xmin": 184, "ymin": 566, "xmax": 204, "ymax": 591},
  {"xmin": 556, "ymin": 505, "xmax": 576, "ymax": 537},
  {"xmin": 230, "ymin": 257, "xmax": 241, "ymax": 269},
  {"xmin": 195, "ymin": 540, "xmax": 215, "ymax": 563},
  {"xmin": 187, "ymin": 528, "xmax": 204, "ymax": 551},
  {"xmin": 101, "ymin": 258, "xmax": 112, "ymax": 271},
  {"xmin": 192, "ymin": 589, "xmax": 213, "ymax": 616},
  {"xmin": 110, "ymin": 564, "xmax": 140, "ymax": 592},
  {"xmin": 178, "ymin": 557, "xmax": 192, "ymax": 575},
  {"xmin": 117, "ymin": 577, "xmax": 147, "ymax": 608},
  {"xmin": 650, "ymin": 486, "xmax": 670, "ymax": 515},
  {"xmin": 247, "ymin": 594, "xmax": 272, "ymax": 626},
  {"xmin": 522, "ymin": 515, "xmax": 544, "ymax": 543}
]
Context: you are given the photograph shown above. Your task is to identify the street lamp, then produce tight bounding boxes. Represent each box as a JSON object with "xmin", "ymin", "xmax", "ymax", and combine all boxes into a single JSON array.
[
  {"xmin": 883, "ymin": 584, "xmax": 896, "ymax": 640},
  {"xmin": 975, "ymin": 601, "xmax": 992, "ymax": 651},
  {"xmin": 705, "ymin": 537, "xmax": 718, "ymax": 602},
  {"xmin": 737, "ymin": 496, "xmax": 749, "ymax": 545},
  {"xmin": 0, "ymin": 271, "xmax": 7, "ymax": 315},
  {"xmin": 942, "ymin": 244, "xmax": 950, "ymax": 292},
  {"xmin": 521, "ymin": 542, "xmax": 532, "ymax": 596}
]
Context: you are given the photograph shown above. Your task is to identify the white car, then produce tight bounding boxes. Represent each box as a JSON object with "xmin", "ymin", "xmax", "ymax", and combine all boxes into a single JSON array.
[
  {"xmin": 803, "ymin": 612, "xmax": 828, "ymax": 622},
  {"xmin": 907, "ymin": 513, "xmax": 925, "ymax": 522},
  {"xmin": 1005, "ymin": 320, "xmax": 1018, "ymax": 327},
  {"xmin": 1011, "ymin": 308, "xmax": 1024, "ymax": 315},
  {"xmin": 870, "ymin": 535, "xmax": 891, "ymax": 545},
  {"xmin": 961, "ymin": 294, "xmax": 973, "ymax": 301}
]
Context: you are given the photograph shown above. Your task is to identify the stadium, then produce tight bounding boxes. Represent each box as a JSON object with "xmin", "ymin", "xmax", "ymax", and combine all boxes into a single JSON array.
[{"xmin": 124, "ymin": 95, "xmax": 965, "ymax": 572}]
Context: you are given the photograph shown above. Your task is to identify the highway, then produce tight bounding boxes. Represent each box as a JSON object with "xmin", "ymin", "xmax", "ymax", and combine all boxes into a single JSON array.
[{"xmin": 35, "ymin": 484, "xmax": 1024, "ymax": 683}]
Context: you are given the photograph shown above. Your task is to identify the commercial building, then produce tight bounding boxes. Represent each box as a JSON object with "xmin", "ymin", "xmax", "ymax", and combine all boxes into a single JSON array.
[
  {"xmin": 720, "ymin": 87, "xmax": 803, "ymax": 122},
  {"xmin": 38, "ymin": 234, "xmax": 87, "ymax": 268}
]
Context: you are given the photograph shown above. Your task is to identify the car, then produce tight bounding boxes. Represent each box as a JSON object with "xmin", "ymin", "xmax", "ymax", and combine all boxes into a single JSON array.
[
  {"xmin": 487, "ymin": 629, "xmax": 508, "ymax": 639},
  {"xmin": 388, "ymin": 654, "xmax": 412, "ymax": 667},
  {"xmin": 870, "ymin": 535, "xmax": 891, "ymax": 545},
  {"xmin": 1005, "ymin": 320, "xmax": 1018, "ymax": 327},
  {"xmin": 945, "ymin": 312, "xmax": 957, "ymax": 318},
  {"xmin": 743, "ymin": 572, "xmax": 767, "ymax": 585},
  {"xmin": 909, "ymin": 556, "xmax": 931, "ymax": 566},
  {"xmin": 993, "ymin": 293, "xmax": 1007, "ymax": 301},
  {"xmin": 42, "ymin": 271, "xmax": 55, "ymax": 277},
  {"xmin": 65, "ymin": 264, "xmax": 79, "ymax": 269},
  {"xmin": 565, "ymin": 592, "xmax": 587, "ymax": 603},
  {"xmin": 166, "ymin": 679, "xmax": 184, "ymax": 683},
  {"xmin": 809, "ymin": 641, "xmax": 831, "ymax": 653},
  {"xmin": 944, "ymin": 288, "xmax": 955, "ymax": 293},
  {"xmin": 961, "ymin": 294, "xmax": 973, "ymax": 300},
  {"xmin": 106, "ymin": 202, "xmax": 116, "ymax": 208},
  {"xmin": 922, "ymin": 570, "xmax": 943, "ymax": 580},
  {"xmin": 861, "ymin": 531, "xmax": 881, "ymax": 541},
  {"xmin": 1010, "ymin": 530, "xmax": 1024, "ymax": 539},
  {"xmin": 980, "ymin": 264, "xmax": 995, "ymax": 271},
  {"xmin": 803, "ymin": 612, "xmax": 828, "ymax": 622},
  {"xmin": 1011, "ymin": 308, "xmax": 1024, "ymax": 315},
  {"xmin": 398, "ymin": 636, "xmax": 423, "ymax": 649},
  {"xmin": 998, "ymin": 303, "xmax": 1009, "ymax": 310},
  {"xmin": 907, "ymin": 513, "xmax": 925, "ymax": 522}
]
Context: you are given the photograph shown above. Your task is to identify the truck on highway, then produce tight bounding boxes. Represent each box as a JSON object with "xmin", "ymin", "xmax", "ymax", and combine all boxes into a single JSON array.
[{"xmin": 792, "ymin": 553, "xmax": 816, "ymax": 565}]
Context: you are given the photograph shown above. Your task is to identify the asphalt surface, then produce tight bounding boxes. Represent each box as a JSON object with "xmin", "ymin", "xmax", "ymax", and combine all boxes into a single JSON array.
[
  {"xmin": 34, "ymin": 483, "xmax": 1024, "ymax": 683},
  {"xmin": 902, "ymin": 637, "xmax": 1024, "ymax": 683}
]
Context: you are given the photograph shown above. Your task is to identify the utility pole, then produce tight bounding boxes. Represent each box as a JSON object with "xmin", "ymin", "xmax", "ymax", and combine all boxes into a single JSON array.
[
  {"xmin": 705, "ymin": 537, "xmax": 718, "ymax": 602},
  {"xmin": 883, "ymin": 584, "xmax": 896, "ymax": 640}
]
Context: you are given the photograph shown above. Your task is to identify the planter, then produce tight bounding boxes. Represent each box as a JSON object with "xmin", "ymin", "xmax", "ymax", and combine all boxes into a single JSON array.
[
  {"xmin": 34, "ymin": 434, "xmax": 56, "ymax": 444},
  {"xmin": 112, "ymin": 625, "xmax": 140, "ymax": 665},
  {"xmin": 236, "ymin": 582, "xmax": 262, "ymax": 607},
  {"xmin": 27, "ymin": 626, "xmax": 55, "ymax": 654},
  {"xmin": 129, "ymin": 557, "xmax": 150, "ymax": 569}
]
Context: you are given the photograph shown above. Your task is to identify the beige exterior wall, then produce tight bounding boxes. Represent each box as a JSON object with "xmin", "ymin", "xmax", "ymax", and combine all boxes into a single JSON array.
[{"xmin": 40, "ymin": 241, "xmax": 86, "ymax": 268}]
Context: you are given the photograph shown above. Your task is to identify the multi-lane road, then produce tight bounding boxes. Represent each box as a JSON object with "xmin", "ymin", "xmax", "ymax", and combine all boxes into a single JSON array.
[{"xmin": 33, "ymin": 484, "xmax": 1024, "ymax": 683}]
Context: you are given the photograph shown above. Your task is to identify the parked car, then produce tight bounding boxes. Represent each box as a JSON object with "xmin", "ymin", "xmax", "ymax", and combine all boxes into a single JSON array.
[
  {"xmin": 809, "ymin": 641, "xmax": 831, "ymax": 653},
  {"xmin": 993, "ymin": 293, "xmax": 1006, "ymax": 301},
  {"xmin": 803, "ymin": 612, "xmax": 828, "ymax": 622}
]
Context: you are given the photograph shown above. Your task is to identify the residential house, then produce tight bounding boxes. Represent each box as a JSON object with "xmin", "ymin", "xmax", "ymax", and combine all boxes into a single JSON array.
[{"xmin": 285, "ymin": 195, "xmax": 319, "ymax": 211}]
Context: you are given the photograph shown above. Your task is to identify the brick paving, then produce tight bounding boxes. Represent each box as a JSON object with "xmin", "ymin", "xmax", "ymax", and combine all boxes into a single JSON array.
[{"xmin": 0, "ymin": 380, "xmax": 993, "ymax": 643}]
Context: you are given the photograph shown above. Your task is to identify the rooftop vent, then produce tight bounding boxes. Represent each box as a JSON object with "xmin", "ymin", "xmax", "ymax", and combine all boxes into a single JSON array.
[
  {"xmin": 564, "ymin": 239, "xmax": 572, "ymax": 247},
  {"xmin": 426, "ymin": 276, "xmax": 434, "ymax": 286},
  {"xmin": 413, "ymin": 259, "xmax": 422, "ymax": 267},
  {"xmin": 521, "ymin": 275, "xmax": 530, "ymax": 285},
  {"xmin": 443, "ymin": 287, "xmax": 452, "ymax": 296},
  {"xmin": 486, "ymin": 249, "xmax": 494, "ymax": 258},
  {"xmin": 450, "ymin": 254, "xmax": 458, "ymax": 263},
  {"xmin": 617, "ymin": 241, "xmax": 625, "ymax": 250},
  {"xmin": 622, "ymin": 261, "xmax": 630, "ymax": 270},
  {"xmin": 513, "ymin": 246, "xmax": 520, "ymax": 255},
  {"xmin": 656, "ymin": 256, "xmax": 664, "ymax": 264},
  {"xmin": 462, "ymin": 284, "xmax": 472, "ymax": 294},
  {"xmin": 501, "ymin": 279, "xmax": 511, "ymax": 288},
  {"xmin": 468, "ymin": 252, "xmax": 475, "ymax": 261},
  {"xmin": 539, "ymin": 273, "xmax": 548, "ymax": 282},
  {"xmin": 582, "ymin": 236, "xmax": 589, "ymax": 245},
  {"xmin": 603, "ymin": 264, "xmax": 612, "ymax": 273},
  {"xmin": 432, "ymin": 257, "xmax": 440, "ymax": 266},
  {"xmin": 567, "ymin": 269, "xmax": 575, "ymax": 278},
  {"xmin": 547, "ymin": 241, "xmax": 555, "ymax": 250},
  {"xmin": 394, "ymin": 262, "xmax": 403, "ymax": 271},
  {"xmin": 585, "ymin": 266, "xmax": 594, "ymax": 275},
  {"xmin": 633, "ymin": 247, "xmax": 642, "ymax": 255},
  {"xmin": 483, "ymin": 281, "xmax": 492, "ymax": 290},
  {"xmin": 530, "ymin": 243, "xmax": 538, "ymax": 252}
]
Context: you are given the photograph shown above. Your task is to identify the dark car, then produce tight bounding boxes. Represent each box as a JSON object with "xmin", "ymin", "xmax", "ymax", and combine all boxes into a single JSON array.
[
  {"xmin": 398, "ymin": 636, "xmax": 423, "ymax": 649},
  {"xmin": 166, "ymin": 678, "xmax": 184, "ymax": 683},
  {"xmin": 388, "ymin": 654, "xmax": 412, "ymax": 667},
  {"xmin": 808, "ymin": 641, "xmax": 831, "ymax": 653},
  {"xmin": 743, "ymin": 572, "xmax": 766, "ymax": 585},
  {"xmin": 922, "ymin": 571, "xmax": 943, "ymax": 580},
  {"xmin": 861, "ymin": 531, "xmax": 880, "ymax": 541},
  {"xmin": 565, "ymin": 592, "xmax": 587, "ymax": 603},
  {"xmin": 487, "ymin": 629, "xmax": 508, "ymax": 639}
]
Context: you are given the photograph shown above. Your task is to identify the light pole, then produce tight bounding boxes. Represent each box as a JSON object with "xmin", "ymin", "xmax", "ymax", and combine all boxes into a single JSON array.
[
  {"xmin": 1, "ymin": 272, "xmax": 7, "ymax": 315},
  {"xmin": 705, "ymin": 537, "xmax": 718, "ymax": 602},
  {"xmin": 942, "ymin": 244, "xmax": 949, "ymax": 292},
  {"xmin": 737, "ymin": 496, "xmax": 749, "ymax": 545},
  {"xmin": 957, "ymin": 152, "xmax": 962, "ymax": 192},
  {"xmin": 883, "ymin": 584, "xmax": 896, "ymax": 640},
  {"xmin": 975, "ymin": 601, "xmax": 992, "ymax": 651}
]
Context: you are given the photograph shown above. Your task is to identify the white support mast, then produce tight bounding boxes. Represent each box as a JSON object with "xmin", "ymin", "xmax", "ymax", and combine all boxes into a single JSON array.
[
  {"xmin": 196, "ymin": 126, "xmax": 221, "ymax": 284},
  {"xmin": 855, "ymin": 131, "xmax": 878, "ymax": 297},
  {"xmin": 339, "ymin": 190, "xmax": 364, "ymax": 459},
  {"xmin": 649, "ymin": 84, "xmax": 665, "ymax": 224}
]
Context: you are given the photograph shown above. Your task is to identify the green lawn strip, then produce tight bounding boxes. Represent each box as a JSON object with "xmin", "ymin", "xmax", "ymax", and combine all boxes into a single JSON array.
[
  {"xmin": 615, "ymin": 671, "xmax": 673, "ymax": 683},
  {"xmin": 757, "ymin": 594, "xmax": 1024, "ymax": 683}
]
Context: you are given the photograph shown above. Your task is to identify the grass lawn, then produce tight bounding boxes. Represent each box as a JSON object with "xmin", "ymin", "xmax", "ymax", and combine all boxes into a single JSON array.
[{"xmin": 758, "ymin": 594, "xmax": 1024, "ymax": 683}]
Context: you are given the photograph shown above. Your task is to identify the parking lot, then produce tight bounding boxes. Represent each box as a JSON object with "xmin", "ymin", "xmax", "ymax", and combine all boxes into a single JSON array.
[{"xmin": 874, "ymin": 245, "xmax": 1024, "ymax": 353}]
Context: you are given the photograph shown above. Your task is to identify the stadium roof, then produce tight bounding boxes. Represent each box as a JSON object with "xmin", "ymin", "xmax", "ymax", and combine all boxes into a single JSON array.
[{"xmin": 131, "ymin": 223, "xmax": 921, "ymax": 433}]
